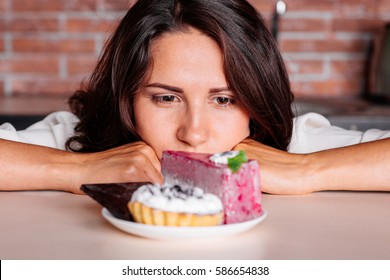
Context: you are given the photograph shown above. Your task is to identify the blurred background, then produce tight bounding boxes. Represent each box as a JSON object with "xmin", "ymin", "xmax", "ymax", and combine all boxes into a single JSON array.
[{"xmin": 0, "ymin": 0, "xmax": 390, "ymax": 129}]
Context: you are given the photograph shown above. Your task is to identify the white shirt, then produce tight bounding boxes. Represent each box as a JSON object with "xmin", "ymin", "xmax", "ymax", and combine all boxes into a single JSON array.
[
  {"xmin": 0, "ymin": 111, "xmax": 78, "ymax": 150},
  {"xmin": 0, "ymin": 111, "xmax": 389, "ymax": 153}
]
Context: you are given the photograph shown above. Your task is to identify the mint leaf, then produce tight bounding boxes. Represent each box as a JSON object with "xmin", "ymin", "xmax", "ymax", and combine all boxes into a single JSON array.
[
  {"xmin": 228, "ymin": 159, "xmax": 241, "ymax": 172},
  {"xmin": 227, "ymin": 151, "xmax": 248, "ymax": 172}
]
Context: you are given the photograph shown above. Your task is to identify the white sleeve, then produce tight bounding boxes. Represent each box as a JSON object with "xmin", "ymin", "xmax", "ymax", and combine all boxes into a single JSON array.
[
  {"xmin": 288, "ymin": 112, "xmax": 390, "ymax": 154},
  {"xmin": 0, "ymin": 111, "xmax": 79, "ymax": 150}
]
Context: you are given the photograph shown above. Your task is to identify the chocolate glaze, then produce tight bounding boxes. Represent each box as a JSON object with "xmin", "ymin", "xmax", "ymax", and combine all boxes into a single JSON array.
[{"xmin": 81, "ymin": 182, "xmax": 148, "ymax": 221}]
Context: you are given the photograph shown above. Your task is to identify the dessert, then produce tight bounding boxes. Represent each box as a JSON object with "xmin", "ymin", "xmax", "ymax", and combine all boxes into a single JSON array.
[
  {"xmin": 161, "ymin": 150, "xmax": 262, "ymax": 224},
  {"xmin": 128, "ymin": 184, "xmax": 224, "ymax": 226}
]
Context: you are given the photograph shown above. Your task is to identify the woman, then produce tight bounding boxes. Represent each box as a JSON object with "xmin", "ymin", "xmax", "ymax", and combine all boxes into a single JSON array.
[{"xmin": 0, "ymin": 0, "xmax": 389, "ymax": 194}]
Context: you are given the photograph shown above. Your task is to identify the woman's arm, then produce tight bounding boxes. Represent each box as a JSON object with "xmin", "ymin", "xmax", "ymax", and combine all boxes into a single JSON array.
[
  {"xmin": 0, "ymin": 139, "xmax": 163, "ymax": 194},
  {"xmin": 234, "ymin": 138, "xmax": 390, "ymax": 195}
]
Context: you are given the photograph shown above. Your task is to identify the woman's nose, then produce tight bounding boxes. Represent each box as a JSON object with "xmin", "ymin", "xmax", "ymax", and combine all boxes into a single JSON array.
[{"xmin": 176, "ymin": 106, "xmax": 210, "ymax": 148}]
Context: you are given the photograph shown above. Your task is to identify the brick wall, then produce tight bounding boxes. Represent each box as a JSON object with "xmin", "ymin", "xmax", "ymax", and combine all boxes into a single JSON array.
[{"xmin": 0, "ymin": 0, "xmax": 389, "ymax": 98}]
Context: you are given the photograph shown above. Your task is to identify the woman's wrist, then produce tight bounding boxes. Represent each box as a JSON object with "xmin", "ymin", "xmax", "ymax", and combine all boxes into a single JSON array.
[
  {"xmin": 298, "ymin": 153, "xmax": 328, "ymax": 193},
  {"xmin": 301, "ymin": 149, "xmax": 357, "ymax": 193},
  {"xmin": 45, "ymin": 150, "xmax": 86, "ymax": 194},
  {"xmin": 274, "ymin": 153, "xmax": 324, "ymax": 194}
]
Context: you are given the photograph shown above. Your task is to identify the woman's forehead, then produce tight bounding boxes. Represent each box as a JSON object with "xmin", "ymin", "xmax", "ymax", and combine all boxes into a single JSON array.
[{"xmin": 147, "ymin": 29, "xmax": 225, "ymax": 84}]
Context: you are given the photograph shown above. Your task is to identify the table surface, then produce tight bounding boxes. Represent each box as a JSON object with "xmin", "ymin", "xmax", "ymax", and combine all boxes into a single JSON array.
[{"xmin": 1, "ymin": 190, "xmax": 389, "ymax": 260}]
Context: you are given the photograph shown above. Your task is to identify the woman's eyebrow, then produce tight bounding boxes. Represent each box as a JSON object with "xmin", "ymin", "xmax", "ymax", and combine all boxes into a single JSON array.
[
  {"xmin": 146, "ymin": 83, "xmax": 231, "ymax": 94},
  {"xmin": 146, "ymin": 83, "xmax": 183, "ymax": 93},
  {"xmin": 209, "ymin": 87, "xmax": 230, "ymax": 93}
]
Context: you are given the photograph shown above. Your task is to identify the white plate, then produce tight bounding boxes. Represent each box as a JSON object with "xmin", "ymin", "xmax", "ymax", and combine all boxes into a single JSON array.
[{"xmin": 102, "ymin": 208, "xmax": 267, "ymax": 240}]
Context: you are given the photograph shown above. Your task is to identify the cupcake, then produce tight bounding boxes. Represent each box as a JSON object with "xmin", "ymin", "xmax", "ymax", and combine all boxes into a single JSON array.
[{"xmin": 128, "ymin": 184, "xmax": 224, "ymax": 226}]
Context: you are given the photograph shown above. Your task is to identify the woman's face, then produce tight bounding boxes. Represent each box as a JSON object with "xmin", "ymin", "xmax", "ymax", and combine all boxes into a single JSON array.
[{"xmin": 134, "ymin": 28, "xmax": 250, "ymax": 158}]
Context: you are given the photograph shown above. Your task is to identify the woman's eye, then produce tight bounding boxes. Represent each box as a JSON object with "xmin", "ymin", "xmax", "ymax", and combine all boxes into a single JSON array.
[
  {"xmin": 212, "ymin": 96, "xmax": 236, "ymax": 107},
  {"xmin": 152, "ymin": 95, "xmax": 178, "ymax": 104}
]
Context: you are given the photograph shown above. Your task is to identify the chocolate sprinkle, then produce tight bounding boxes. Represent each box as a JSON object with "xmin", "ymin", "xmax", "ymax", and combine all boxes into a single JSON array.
[{"xmin": 160, "ymin": 184, "xmax": 204, "ymax": 200}]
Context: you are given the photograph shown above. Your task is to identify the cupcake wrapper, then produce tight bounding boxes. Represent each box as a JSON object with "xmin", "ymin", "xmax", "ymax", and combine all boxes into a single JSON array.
[{"xmin": 128, "ymin": 201, "xmax": 223, "ymax": 227}]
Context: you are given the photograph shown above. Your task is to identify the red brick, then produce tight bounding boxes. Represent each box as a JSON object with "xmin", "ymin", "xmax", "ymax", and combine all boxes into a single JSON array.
[
  {"xmin": 13, "ymin": 38, "xmax": 96, "ymax": 53},
  {"xmin": 280, "ymin": 38, "xmax": 370, "ymax": 53},
  {"xmin": 12, "ymin": 78, "xmax": 82, "ymax": 96},
  {"xmin": 332, "ymin": 19, "xmax": 383, "ymax": 33},
  {"xmin": 285, "ymin": 60, "xmax": 324, "ymax": 75},
  {"xmin": 280, "ymin": 18, "xmax": 329, "ymax": 32},
  {"xmin": 248, "ymin": 0, "xmax": 274, "ymax": 13},
  {"xmin": 9, "ymin": 17, "xmax": 59, "ymax": 32},
  {"xmin": 0, "ymin": 39, "xmax": 4, "ymax": 52},
  {"xmin": 0, "ymin": 0, "xmax": 6, "ymax": 12},
  {"xmin": 0, "ymin": 81, "xmax": 4, "ymax": 96},
  {"xmin": 13, "ymin": 0, "xmax": 63, "ymax": 12},
  {"xmin": 334, "ymin": 0, "xmax": 377, "ymax": 18},
  {"xmin": 0, "ymin": 56, "xmax": 59, "ymax": 74},
  {"xmin": 329, "ymin": 59, "xmax": 367, "ymax": 78},
  {"xmin": 12, "ymin": 0, "xmax": 97, "ymax": 12},
  {"xmin": 67, "ymin": 55, "xmax": 97, "ymax": 76},
  {"xmin": 63, "ymin": 0, "xmax": 97, "ymax": 11},
  {"xmin": 377, "ymin": 0, "xmax": 390, "ymax": 17},
  {"xmin": 103, "ymin": 0, "xmax": 135, "ymax": 11},
  {"xmin": 0, "ymin": 18, "xmax": 6, "ymax": 32},
  {"xmin": 66, "ymin": 18, "xmax": 118, "ymax": 33},
  {"xmin": 0, "ymin": 17, "xmax": 59, "ymax": 33}
]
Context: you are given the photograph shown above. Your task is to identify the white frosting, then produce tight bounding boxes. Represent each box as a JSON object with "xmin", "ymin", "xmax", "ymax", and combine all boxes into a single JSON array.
[
  {"xmin": 131, "ymin": 184, "xmax": 223, "ymax": 215},
  {"xmin": 209, "ymin": 151, "xmax": 239, "ymax": 164}
]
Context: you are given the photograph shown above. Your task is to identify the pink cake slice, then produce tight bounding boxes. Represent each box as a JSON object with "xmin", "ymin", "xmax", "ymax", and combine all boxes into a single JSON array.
[{"xmin": 161, "ymin": 150, "xmax": 262, "ymax": 224}]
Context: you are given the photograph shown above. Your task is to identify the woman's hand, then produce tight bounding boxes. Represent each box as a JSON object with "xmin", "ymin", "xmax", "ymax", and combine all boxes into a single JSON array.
[
  {"xmin": 73, "ymin": 141, "xmax": 163, "ymax": 194},
  {"xmin": 233, "ymin": 138, "xmax": 314, "ymax": 195}
]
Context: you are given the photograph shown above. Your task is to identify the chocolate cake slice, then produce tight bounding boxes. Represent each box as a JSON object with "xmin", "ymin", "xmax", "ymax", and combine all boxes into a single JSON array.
[
  {"xmin": 81, "ymin": 182, "xmax": 147, "ymax": 221},
  {"xmin": 161, "ymin": 150, "xmax": 262, "ymax": 224}
]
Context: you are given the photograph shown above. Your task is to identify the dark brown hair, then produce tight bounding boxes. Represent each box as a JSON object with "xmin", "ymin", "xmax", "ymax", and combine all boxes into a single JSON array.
[{"xmin": 66, "ymin": 0, "xmax": 294, "ymax": 152}]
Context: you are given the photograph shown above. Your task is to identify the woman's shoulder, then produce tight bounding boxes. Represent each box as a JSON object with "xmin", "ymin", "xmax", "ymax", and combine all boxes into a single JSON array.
[
  {"xmin": 290, "ymin": 112, "xmax": 360, "ymax": 153},
  {"xmin": 0, "ymin": 111, "xmax": 80, "ymax": 150},
  {"xmin": 290, "ymin": 112, "xmax": 390, "ymax": 153},
  {"xmin": 26, "ymin": 111, "xmax": 79, "ymax": 129}
]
